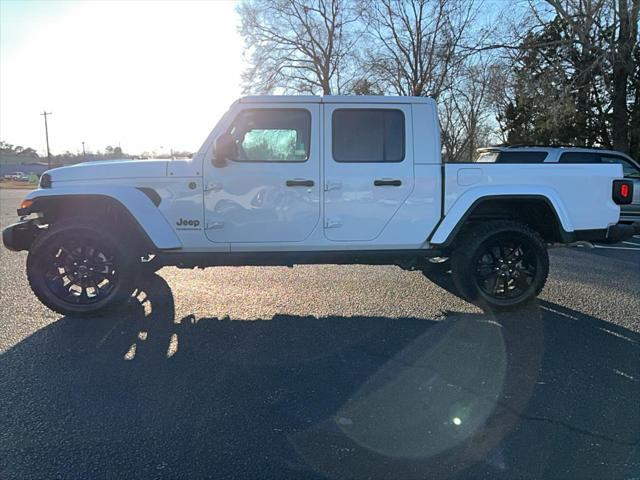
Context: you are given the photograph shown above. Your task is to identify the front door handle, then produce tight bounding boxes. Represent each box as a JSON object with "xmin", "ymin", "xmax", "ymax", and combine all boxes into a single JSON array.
[
  {"xmin": 286, "ymin": 179, "xmax": 314, "ymax": 187},
  {"xmin": 374, "ymin": 179, "xmax": 402, "ymax": 186}
]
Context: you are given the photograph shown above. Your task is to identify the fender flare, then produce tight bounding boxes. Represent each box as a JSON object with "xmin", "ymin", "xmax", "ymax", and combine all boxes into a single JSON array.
[
  {"xmin": 429, "ymin": 187, "xmax": 573, "ymax": 246},
  {"xmin": 23, "ymin": 186, "xmax": 182, "ymax": 250}
]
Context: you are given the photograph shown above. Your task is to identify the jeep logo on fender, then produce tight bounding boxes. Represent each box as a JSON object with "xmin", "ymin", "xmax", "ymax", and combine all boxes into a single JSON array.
[{"xmin": 176, "ymin": 218, "xmax": 201, "ymax": 229}]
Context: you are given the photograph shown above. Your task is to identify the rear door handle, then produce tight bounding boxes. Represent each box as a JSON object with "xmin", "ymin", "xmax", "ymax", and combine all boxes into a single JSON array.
[
  {"xmin": 286, "ymin": 179, "xmax": 314, "ymax": 187},
  {"xmin": 374, "ymin": 179, "xmax": 402, "ymax": 186}
]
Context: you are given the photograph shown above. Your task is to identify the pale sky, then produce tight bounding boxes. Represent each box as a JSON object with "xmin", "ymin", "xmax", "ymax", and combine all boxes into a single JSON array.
[{"xmin": 0, "ymin": 0, "xmax": 245, "ymax": 156}]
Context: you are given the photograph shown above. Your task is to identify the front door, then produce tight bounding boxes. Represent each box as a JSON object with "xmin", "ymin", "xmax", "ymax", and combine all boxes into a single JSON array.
[
  {"xmin": 323, "ymin": 104, "xmax": 414, "ymax": 241},
  {"xmin": 204, "ymin": 104, "xmax": 320, "ymax": 243}
]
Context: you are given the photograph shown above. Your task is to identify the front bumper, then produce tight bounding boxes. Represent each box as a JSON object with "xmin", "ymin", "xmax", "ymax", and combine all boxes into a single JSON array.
[{"xmin": 2, "ymin": 219, "xmax": 40, "ymax": 252}]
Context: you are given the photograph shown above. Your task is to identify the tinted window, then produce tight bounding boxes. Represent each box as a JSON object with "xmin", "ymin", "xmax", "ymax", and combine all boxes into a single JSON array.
[
  {"xmin": 559, "ymin": 152, "xmax": 640, "ymax": 178},
  {"xmin": 332, "ymin": 109, "xmax": 404, "ymax": 162},
  {"xmin": 495, "ymin": 151, "xmax": 548, "ymax": 163},
  {"xmin": 558, "ymin": 152, "xmax": 602, "ymax": 163},
  {"xmin": 228, "ymin": 109, "xmax": 310, "ymax": 162},
  {"xmin": 601, "ymin": 156, "xmax": 640, "ymax": 179}
]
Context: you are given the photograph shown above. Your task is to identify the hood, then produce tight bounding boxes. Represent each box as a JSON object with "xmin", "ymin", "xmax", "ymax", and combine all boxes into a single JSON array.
[{"xmin": 46, "ymin": 159, "xmax": 169, "ymax": 182}]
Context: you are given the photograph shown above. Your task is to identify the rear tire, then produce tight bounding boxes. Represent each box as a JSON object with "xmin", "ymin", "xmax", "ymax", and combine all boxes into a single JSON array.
[
  {"xmin": 27, "ymin": 220, "xmax": 140, "ymax": 317},
  {"xmin": 450, "ymin": 220, "xmax": 549, "ymax": 311}
]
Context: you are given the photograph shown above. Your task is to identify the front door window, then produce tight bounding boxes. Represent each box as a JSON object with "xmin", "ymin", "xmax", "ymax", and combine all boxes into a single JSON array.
[{"xmin": 228, "ymin": 109, "xmax": 310, "ymax": 162}]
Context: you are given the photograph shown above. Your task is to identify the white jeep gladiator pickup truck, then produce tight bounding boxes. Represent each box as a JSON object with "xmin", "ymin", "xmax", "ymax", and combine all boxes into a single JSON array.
[{"xmin": 2, "ymin": 95, "xmax": 635, "ymax": 316}]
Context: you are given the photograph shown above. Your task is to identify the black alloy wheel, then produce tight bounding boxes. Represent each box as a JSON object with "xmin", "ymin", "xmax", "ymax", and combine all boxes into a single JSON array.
[
  {"xmin": 472, "ymin": 234, "xmax": 538, "ymax": 301},
  {"xmin": 27, "ymin": 221, "xmax": 138, "ymax": 316},
  {"xmin": 42, "ymin": 237, "xmax": 118, "ymax": 305},
  {"xmin": 450, "ymin": 220, "xmax": 549, "ymax": 310}
]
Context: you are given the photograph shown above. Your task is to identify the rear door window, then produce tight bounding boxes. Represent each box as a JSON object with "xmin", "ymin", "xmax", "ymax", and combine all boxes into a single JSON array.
[{"xmin": 332, "ymin": 109, "xmax": 405, "ymax": 162}]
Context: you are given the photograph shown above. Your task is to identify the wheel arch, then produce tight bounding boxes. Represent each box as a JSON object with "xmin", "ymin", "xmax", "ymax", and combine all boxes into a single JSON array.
[
  {"xmin": 430, "ymin": 193, "xmax": 574, "ymax": 247},
  {"xmin": 22, "ymin": 188, "xmax": 182, "ymax": 251}
]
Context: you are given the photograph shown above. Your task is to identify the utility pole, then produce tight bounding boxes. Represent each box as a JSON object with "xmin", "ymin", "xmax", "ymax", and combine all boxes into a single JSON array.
[
  {"xmin": 82, "ymin": 141, "xmax": 86, "ymax": 161},
  {"xmin": 41, "ymin": 111, "xmax": 52, "ymax": 169}
]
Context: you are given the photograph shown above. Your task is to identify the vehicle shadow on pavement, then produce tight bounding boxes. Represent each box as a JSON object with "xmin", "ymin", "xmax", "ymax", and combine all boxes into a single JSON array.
[{"xmin": 1, "ymin": 274, "xmax": 638, "ymax": 480}]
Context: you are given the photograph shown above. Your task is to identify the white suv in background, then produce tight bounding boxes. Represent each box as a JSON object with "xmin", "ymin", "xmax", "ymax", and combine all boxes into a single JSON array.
[{"xmin": 476, "ymin": 146, "xmax": 640, "ymax": 224}]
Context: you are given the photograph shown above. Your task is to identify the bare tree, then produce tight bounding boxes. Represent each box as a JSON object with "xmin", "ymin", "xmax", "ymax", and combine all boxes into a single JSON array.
[
  {"xmin": 361, "ymin": 0, "xmax": 481, "ymax": 98},
  {"xmin": 237, "ymin": 0, "xmax": 361, "ymax": 95},
  {"xmin": 484, "ymin": 0, "xmax": 640, "ymax": 155},
  {"xmin": 441, "ymin": 60, "xmax": 497, "ymax": 161}
]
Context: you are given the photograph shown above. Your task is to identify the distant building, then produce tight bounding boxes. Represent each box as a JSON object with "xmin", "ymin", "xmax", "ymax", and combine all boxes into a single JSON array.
[{"xmin": 0, "ymin": 151, "xmax": 53, "ymax": 176}]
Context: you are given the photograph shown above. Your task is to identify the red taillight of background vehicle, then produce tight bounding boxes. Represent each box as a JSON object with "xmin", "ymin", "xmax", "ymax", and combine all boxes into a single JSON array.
[
  {"xmin": 612, "ymin": 180, "xmax": 633, "ymax": 204},
  {"xmin": 621, "ymin": 184, "xmax": 629, "ymax": 198}
]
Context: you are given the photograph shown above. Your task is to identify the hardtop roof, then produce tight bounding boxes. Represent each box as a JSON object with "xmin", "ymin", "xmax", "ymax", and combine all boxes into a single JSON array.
[{"xmin": 239, "ymin": 95, "xmax": 435, "ymax": 105}]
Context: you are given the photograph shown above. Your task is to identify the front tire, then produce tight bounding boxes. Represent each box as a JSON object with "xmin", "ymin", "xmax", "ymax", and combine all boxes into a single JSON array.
[
  {"xmin": 450, "ymin": 220, "xmax": 549, "ymax": 311},
  {"xmin": 27, "ymin": 221, "xmax": 139, "ymax": 317}
]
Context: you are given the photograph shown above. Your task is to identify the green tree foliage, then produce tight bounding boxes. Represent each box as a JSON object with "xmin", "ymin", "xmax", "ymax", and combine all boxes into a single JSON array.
[
  {"xmin": 501, "ymin": 0, "xmax": 640, "ymax": 158},
  {"xmin": 0, "ymin": 141, "xmax": 38, "ymax": 157}
]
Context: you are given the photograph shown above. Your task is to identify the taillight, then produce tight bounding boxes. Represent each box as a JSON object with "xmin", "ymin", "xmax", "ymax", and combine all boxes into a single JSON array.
[
  {"xmin": 613, "ymin": 179, "xmax": 633, "ymax": 204},
  {"xmin": 621, "ymin": 184, "xmax": 630, "ymax": 198}
]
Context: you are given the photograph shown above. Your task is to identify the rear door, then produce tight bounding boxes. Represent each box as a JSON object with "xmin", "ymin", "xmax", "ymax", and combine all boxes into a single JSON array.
[{"xmin": 323, "ymin": 103, "xmax": 414, "ymax": 241}]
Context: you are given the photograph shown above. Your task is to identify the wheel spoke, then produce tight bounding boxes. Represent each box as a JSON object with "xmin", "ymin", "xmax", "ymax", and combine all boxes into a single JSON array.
[
  {"xmin": 476, "ymin": 265, "xmax": 494, "ymax": 279},
  {"xmin": 59, "ymin": 247, "xmax": 76, "ymax": 262},
  {"xmin": 92, "ymin": 260, "xmax": 114, "ymax": 268},
  {"xmin": 89, "ymin": 279, "xmax": 101, "ymax": 297},
  {"xmin": 47, "ymin": 272, "xmax": 66, "ymax": 282},
  {"xmin": 491, "ymin": 273, "xmax": 503, "ymax": 294},
  {"xmin": 505, "ymin": 245, "xmax": 522, "ymax": 262},
  {"xmin": 519, "ymin": 264, "xmax": 536, "ymax": 278},
  {"xmin": 514, "ymin": 273, "xmax": 531, "ymax": 291}
]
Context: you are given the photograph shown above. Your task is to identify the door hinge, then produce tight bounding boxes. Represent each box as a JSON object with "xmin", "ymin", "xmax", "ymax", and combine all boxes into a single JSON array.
[
  {"xmin": 205, "ymin": 182, "xmax": 223, "ymax": 192},
  {"xmin": 324, "ymin": 181, "xmax": 342, "ymax": 192},
  {"xmin": 324, "ymin": 218, "xmax": 342, "ymax": 228}
]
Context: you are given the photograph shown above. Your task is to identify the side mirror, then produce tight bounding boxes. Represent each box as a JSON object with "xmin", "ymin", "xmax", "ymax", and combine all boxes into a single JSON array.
[{"xmin": 213, "ymin": 133, "xmax": 235, "ymax": 167}]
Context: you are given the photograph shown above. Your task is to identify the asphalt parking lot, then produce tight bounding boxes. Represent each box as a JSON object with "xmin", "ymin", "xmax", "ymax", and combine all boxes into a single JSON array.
[{"xmin": 1, "ymin": 188, "xmax": 639, "ymax": 479}]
